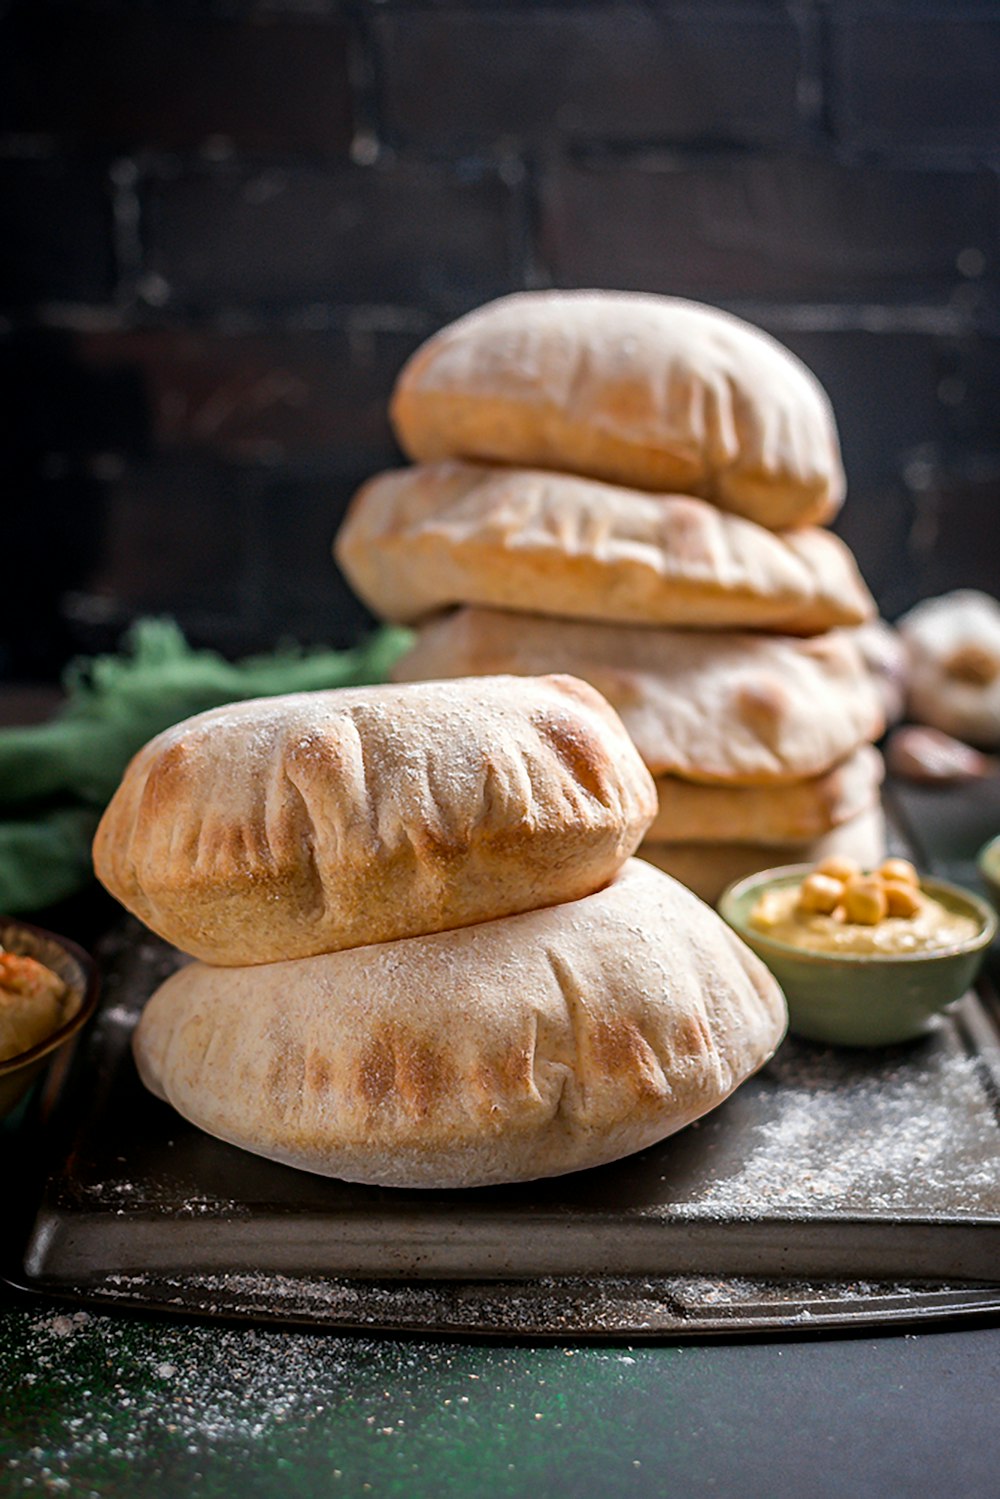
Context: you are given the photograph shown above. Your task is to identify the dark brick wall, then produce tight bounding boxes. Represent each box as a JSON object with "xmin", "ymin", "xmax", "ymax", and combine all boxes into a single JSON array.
[
  {"xmin": 2, "ymin": 0, "xmax": 999, "ymax": 678},
  {"xmin": 372, "ymin": 7, "xmax": 811, "ymax": 149}
]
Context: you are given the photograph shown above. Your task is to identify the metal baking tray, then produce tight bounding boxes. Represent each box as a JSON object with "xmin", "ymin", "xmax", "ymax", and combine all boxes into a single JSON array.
[{"xmin": 6, "ymin": 903, "xmax": 1000, "ymax": 1338}]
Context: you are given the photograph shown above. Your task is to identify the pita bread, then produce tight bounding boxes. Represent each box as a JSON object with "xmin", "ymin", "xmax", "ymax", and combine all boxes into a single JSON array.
[
  {"xmin": 649, "ymin": 746, "xmax": 884, "ymax": 844},
  {"xmin": 132, "ymin": 859, "xmax": 787, "ymax": 1189},
  {"xmin": 640, "ymin": 805, "xmax": 888, "ymax": 906},
  {"xmin": 335, "ymin": 461, "xmax": 873, "ymax": 634},
  {"xmin": 852, "ymin": 618, "xmax": 909, "ymax": 727},
  {"xmin": 94, "ymin": 674, "xmax": 655, "ymax": 967},
  {"xmin": 390, "ymin": 292, "xmax": 844, "ymax": 530},
  {"xmin": 393, "ymin": 608, "xmax": 885, "ymax": 784},
  {"xmin": 898, "ymin": 590, "xmax": 1000, "ymax": 748}
]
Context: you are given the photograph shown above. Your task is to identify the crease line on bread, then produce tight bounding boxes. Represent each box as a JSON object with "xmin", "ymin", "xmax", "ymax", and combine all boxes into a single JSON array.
[
  {"xmin": 270, "ymin": 759, "xmax": 326, "ymax": 924},
  {"xmin": 543, "ymin": 946, "xmax": 589, "ymax": 1120}
]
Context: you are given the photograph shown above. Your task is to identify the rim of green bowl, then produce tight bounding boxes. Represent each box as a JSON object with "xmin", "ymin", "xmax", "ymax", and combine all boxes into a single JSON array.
[
  {"xmin": 0, "ymin": 919, "xmax": 100, "ymax": 1077},
  {"xmin": 718, "ymin": 864, "xmax": 998, "ymax": 966},
  {"xmin": 978, "ymin": 833, "xmax": 1000, "ymax": 881}
]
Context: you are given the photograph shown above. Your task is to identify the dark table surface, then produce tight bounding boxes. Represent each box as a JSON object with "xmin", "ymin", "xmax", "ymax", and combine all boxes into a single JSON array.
[
  {"xmin": 2, "ymin": 707, "xmax": 1000, "ymax": 1497},
  {"xmin": 3, "ymin": 1301, "xmax": 1000, "ymax": 1498}
]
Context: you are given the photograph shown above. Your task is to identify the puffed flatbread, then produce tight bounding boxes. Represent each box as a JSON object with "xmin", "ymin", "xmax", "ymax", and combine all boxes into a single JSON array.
[
  {"xmin": 640, "ymin": 805, "xmax": 887, "ymax": 906},
  {"xmin": 648, "ymin": 746, "xmax": 884, "ymax": 844},
  {"xmin": 94, "ymin": 674, "xmax": 655, "ymax": 966},
  {"xmin": 393, "ymin": 608, "xmax": 885, "ymax": 784},
  {"xmin": 335, "ymin": 461, "xmax": 873, "ymax": 635},
  {"xmin": 132, "ymin": 859, "xmax": 787, "ymax": 1189},
  {"xmin": 852, "ymin": 619, "xmax": 909, "ymax": 729},
  {"xmin": 898, "ymin": 590, "xmax": 1000, "ymax": 748},
  {"xmin": 391, "ymin": 292, "xmax": 844, "ymax": 530}
]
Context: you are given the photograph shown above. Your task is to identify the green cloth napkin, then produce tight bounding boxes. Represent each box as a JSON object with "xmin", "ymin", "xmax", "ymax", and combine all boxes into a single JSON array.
[{"xmin": 0, "ymin": 619, "xmax": 411, "ymax": 914}]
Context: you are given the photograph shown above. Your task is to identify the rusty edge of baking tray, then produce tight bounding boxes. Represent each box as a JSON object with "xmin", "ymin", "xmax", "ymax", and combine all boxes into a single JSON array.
[{"xmin": 5, "ymin": 902, "xmax": 1000, "ymax": 1341}]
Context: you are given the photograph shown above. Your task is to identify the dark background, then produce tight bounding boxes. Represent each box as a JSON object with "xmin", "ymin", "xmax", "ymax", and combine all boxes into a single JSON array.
[{"xmin": 2, "ymin": 0, "xmax": 999, "ymax": 681}]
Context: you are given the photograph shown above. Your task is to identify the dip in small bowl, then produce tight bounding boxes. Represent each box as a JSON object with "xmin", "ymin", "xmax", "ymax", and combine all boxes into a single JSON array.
[
  {"xmin": 718, "ymin": 861, "xmax": 996, "ymax": 1047},
  {"xmin": 0, "ymin": 918, "xmax": 98, "ymax": 1119}
]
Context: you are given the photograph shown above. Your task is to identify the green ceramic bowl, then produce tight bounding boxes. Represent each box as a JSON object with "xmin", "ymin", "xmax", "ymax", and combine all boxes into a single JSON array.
[
  {"xmin": 718, "ymin": 866, "xmax": 997, "ymax": 1048},
  {"xmin": 0, "ymin": 917, "xmax": 98, "ymax": 1119},
  {"xmin": 978, "ymin": 834, "xmax": 1000, "ymax": 911}
]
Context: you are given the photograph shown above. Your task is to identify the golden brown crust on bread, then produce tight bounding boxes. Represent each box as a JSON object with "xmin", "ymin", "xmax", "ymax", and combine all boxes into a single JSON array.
[
  {"xmin": 390, "ymin": 292, "xmax": 844, "ymax": 530},
  {"xmin": 648, "ymin": 746, "xmax": 884, "ymax": 844},
  {"xmin": 93, "ymin": 674, "xmax": 656, "ymax": 966},
  {"xmin": 335, "ymin": 461, "xmax": 873, "ymax": 634},
  {"xmin": 132, "ymin": 859, "xmax": 787, "ymax": 1188},
  {"xmin": 393, "ymin": 609, "xmax": 885, "ymax": 784},
  {"xmin": 639, "ymin": 805, "xmax": 888, "ymax": 905}
]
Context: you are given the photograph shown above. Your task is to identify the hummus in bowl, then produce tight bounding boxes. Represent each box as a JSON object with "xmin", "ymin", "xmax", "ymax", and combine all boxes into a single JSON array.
[
  {"xmin": 718, "ymin": 862, "xmax": 996, "ymax": 1047},
  {"xmin": 0, "ymin": 918, "xmax": 98, "ymax": 1118},
  {"xmin": 749, "ymin": 874, "xmax": 981, "ymax": 958}
]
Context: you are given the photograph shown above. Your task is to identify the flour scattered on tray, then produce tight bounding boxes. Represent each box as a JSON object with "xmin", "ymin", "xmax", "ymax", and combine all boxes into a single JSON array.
[{"xmin": 681, "ymin": 1040, "xmax": 999, "ymax": 1217}]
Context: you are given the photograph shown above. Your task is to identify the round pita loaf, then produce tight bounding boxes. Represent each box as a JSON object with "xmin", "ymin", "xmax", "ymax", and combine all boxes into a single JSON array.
[
  {"xmin": 640, "ymin": 805, "xmax": 887, "ymax": 906},
  {"xmin": 393, "ymin": 608, "xmax": 885, "ymax": 784},
  {"xmin": 390, "ymin": 292, "xmax": 844, "ymax": 530},
  {"xmin": 132, "ymin": 859, "xmax": 787, "ymax": 1189},
  {"xmin": 94, "ymin": 674, "xmax": 656, "ymax": 966},
  {"xmin": 852, "ymin": 619, "xmax": 908, "ymax": 729},
  {"xmin": 649, "ymin": 746, "xmax": 884, "ymax": 844},
  {"xmin": 335, "ymin": 461, "xmax": 873, "ymax": 635},
  {"xmin": 898, "ymin": 590, "xmax": 1000, "ymax": 748}
]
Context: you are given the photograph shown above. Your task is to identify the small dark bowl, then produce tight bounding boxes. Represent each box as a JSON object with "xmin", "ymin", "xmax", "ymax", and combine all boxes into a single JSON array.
[{"xmin": 0, "ymin": 917, "xmax": 98, "ymax": 1119}]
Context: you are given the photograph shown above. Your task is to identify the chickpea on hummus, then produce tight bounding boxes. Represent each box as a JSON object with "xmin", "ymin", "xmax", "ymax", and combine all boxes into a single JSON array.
[
  {"xmin": 750, "ymin": 856, "xmax": 981, "ymax": 956},
  {"xmin": 0, "ymin": 949, "xmax": 69, "ymax": 1061}
]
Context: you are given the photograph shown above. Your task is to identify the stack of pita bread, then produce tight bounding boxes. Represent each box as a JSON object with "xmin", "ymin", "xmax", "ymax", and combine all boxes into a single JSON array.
[
  {"xmin": 93, "ymin": 674, "xmax": 787, "ymax": 1188},
  {"xmin": 336, "ymin": 291, "xmax": 888, "ymax": 902}
]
